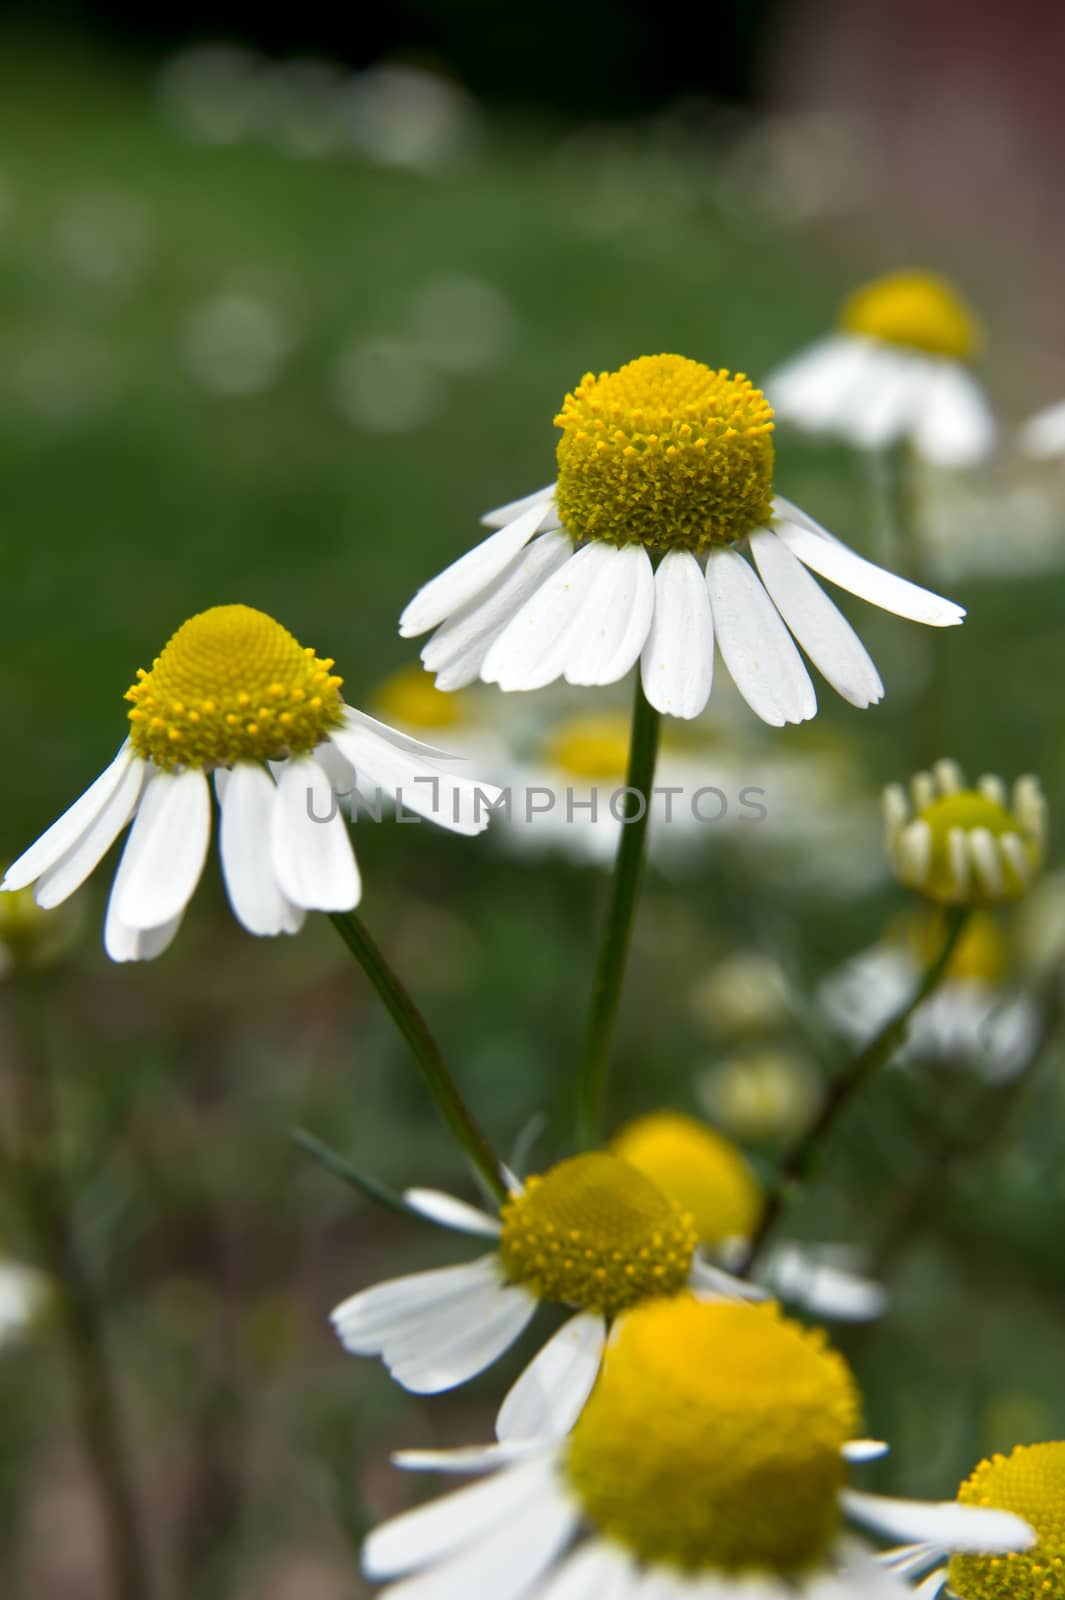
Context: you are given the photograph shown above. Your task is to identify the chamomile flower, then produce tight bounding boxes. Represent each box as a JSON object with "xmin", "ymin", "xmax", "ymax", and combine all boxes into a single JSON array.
[
  {"xmin": 765, "ymin": 271, "xmax": 995, "ymax": 466},
  {"xmin": 1, "ymin": 605, "xmax": 500, "ymax": 962},
  {"xmin": 1018, "ymin": 398, "xmax": 1065, "ymax": 461},
  {"xmin": 612, "ymin": 1110, "xmax": 885, "ymax": 1321},
  {"xmin": 331, "ymin": 1151, "xmax": 762, "ymax": 1443},
  {"xmin": 820, "ymin": 912, "xmax": 1039, "ymax": 1084},
  {"xmin": 400, "ymin": 354, "xmax": 963, "ymax": 727},
  {"xmin": 884, "ymin": 761, "xmax": 1046, "ymax": 908},
  {"xmin": 879, "ymin": 1441, "xmax": 1063, "ymax": 1598},
  {"xmin": 362, "ymin": 1297, "xmax": 1033, "ymax": 1600}
]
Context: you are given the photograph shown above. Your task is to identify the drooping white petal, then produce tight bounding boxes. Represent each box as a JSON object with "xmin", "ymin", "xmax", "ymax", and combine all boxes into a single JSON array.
[
  {"xmin": 481, "ymin": 542, "xmax": 613, "ymax": 692},
  {"xmin": 3, "ymin": 741, "xmax": 137, "ymax": 892},
  {"xmin": 339, "ymin": 708, "xmax": 461, "ymax": 761},
  {"xmin": 562, "ymin": 544, "xmax": 655, "ymax": 688},
  {"xmin": 771, "ymin": 516, "xmax": 965, "ymax": 627},
  {"xmin": 387, "ymin": 1285, "xmax": 538, "ymax": 1394},
  {"xmin": 705, "ymin": 547, "xmax": 817, "ymax": 727},
  {"xmin": 330, "ymin": 715, "xmax": 501, "ymax": 837},
  {"xmin": 400, "ymin": 502, "xmax": 555, "ymax": 638},
  {"xmin": 910, "ymin": 362, "xmax": 995, "ymax": 468},
  {"xmin": 104, "ymin": 904, "xmax": 185, "ymax": 963},
  {"xmin": 1018, "ymin": 397, "xmax": 1065, "ymax": 460},
  {"xmin": 749, "ymin": 528, "xmax": 884, "ymax": 709},
  {"xmin": 370, "ymin": 1465, "xmax": 577, "ymax": 1600},
  {"xmin": 271, "ymin": 756, "xmax": 360, "ymax": 911},
  {"xmin": 763, "ymin": 1244, "xmax": 886, "ymax": 1321},
  {"xmin": 808, "ymin": 1538, "xmax": 915, "ymax": 1600},
  {"xmin": 688, "ymin": 1254, "xmax": 769, "ymax": 1302},
  {"xmin": 402, "ymin": 1188, "xmax": 502, "ymax": 1237},
  {"xmin": 842, "ymin": 1440, "xmax": 891, "ymax": 1463},
  {"xmin": 535, "ymin": 1541, "xmax": 640, "ymax": 1600},
  {"xmin": 842, "ymin": 1490, "xmax": 1036, "ymax": 1553},
  {"xmin": 847, "ymin": 348, "xmax": 928, "ymax": 452},
  {"xmin": 34, "ymin": 754, "xmax": 147, "ymax": 909},
  {"xmin": 481, "ymin": 483, "xmax": 558, "ymax": 529},
  {"xmin": 110, "ymin": 767, "xmax": 211, "ymax": 931},
  {"xmin": 423, "ymin": 532, "xmax": 574, "ymax": 690},
  {"xmin": 364, "ymin": 1456, "xmax": 561, "ymax": 1578},
  {"xmin": 911, "ymin": 1570, "xmax": 949, "ymax": 1599},
  {"xmin": 640, "ymin": 549, "xmax": 714, "ymax": 718},
  {"xmin": 331, "ymin": 1256, "xmax": 504, "ymax": 1351},
  {"xmin": 496, "ymin": 1311, "xmax": 606, "ymax": 1443},
  {"xmin": 767, "ymin": 336, "xmax": 886, "ymax": 439},
  {"xmin": 877, "ymin": 1543, "xmax": 947, "ymax": 1581},
  {"xmin": 393, "ymin": 1441, "xmax": 547, "ymax": 1475},
  {"xmin": 217, "ymin": 762, "xmax": 300, "ymax": 936}
]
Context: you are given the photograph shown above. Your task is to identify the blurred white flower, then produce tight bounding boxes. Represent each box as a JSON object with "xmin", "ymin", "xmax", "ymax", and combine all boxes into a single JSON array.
[
  {"xmin": 156, "ymin": 44, "xmax": 266, "ymax": 145},
  {"xmin": 181, "ymin": 293, "xmax": 292, "ymax": 396},
  {"xmin": 52, "ymin": 188, "xmax": 153, "ymax": 292},
  {"xmin": 1018, "ymin": 397, "xmax": 1065, "ymax": 460},
  {"xmin": 340, "ymin": 64, "xmax": 478, "ymax": 172}
]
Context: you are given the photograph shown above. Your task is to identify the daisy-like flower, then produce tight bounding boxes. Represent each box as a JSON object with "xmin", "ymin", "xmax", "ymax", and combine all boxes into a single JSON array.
[
  {"xmin": 1, "ymin": 605, "xmax": 500, "ymax": 962},
  {"xmin": 331, "ymin": 1151, "xmax": 763, "ymax": 1443},
  {"xmin": 880, "ymin": 1441, "xmax": 1064, "ymax": 1598},
  {"xmin": 820, "ymin": 912, "xmax": 1040, "ymax": 1084},
  {"xmin": 612, "ymin": 1110, "xmax": 885, "ymax": 1321},
  {"xmin": 1018, "ymin": 397, "xmax": 1065, "ymax": 461},
  {"xmin": 885, "ymin": 760, "xmax": 1046, "ymax": 908},
  {"xmin": 361, "ymin": 1296, "xmax": 1033, "ymax": 1600},
  {"xmin": 764, "ymin": 271, "xmax": 995, "ymax": 467},
  {"xmin": 399, "ymin": 354, "xmax": 964, "ymax": 727}
]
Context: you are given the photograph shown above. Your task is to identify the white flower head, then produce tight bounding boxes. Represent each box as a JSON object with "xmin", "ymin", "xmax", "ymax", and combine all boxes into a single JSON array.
[
  {"xmin": 362, "ymin": 1297, "xmax": 1034, "ymax": 1600},
  {"xmin": 400, "ymin": 354, "xmax": 964, "ymax": 726},
  {"xmin": 1, "ymin": 604, "xmax": 501, "ymax": 962},
  {"xmin": 765, "ymin": 271, "xmax": 995, "ymax": 467}
]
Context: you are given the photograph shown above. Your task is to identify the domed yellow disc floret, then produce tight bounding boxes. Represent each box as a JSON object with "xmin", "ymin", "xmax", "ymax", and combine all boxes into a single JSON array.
[
  {"xmin": 554, "ymin": 355, "xmax": 775, "ymax": 555},
  {"xmin": 126, "ymin": 605, "xmax": 345, "ymax": 770},
  {"xmin": 567, "ymin": 1298, "xmax": 859, "ymax": 1574},
  {"xmin": 542, "ymin": 714, "xmax": 632, "ymax": 782},
  {"xmin": 372, "ymin": 663, "xmax": 466, "ymax": 731},
  {"xmin": 610, "ymin": 1111, "xmax": 762, "ymax": 1248},
  {"xmin": 886, "ymin": 766, "xmax": 1046, "ymax": 909},
  {"xmin": 840, "ymin": 271, "xmax": 983, "ymax": 363},
  {"xmin": 904, "ymin": 909, "xmax": 1008, "ymax": 984},
  {"xmin": 917, "ymin": 792, "xmax": 1038, "ymax": 905},
  {"xmin": 498, "ymin": 1152, "xmax": 697, "ymax": 1318},
  {"xmin": 949, "ymin": 1442, "xmax": 1065, "ymax": 1600}
]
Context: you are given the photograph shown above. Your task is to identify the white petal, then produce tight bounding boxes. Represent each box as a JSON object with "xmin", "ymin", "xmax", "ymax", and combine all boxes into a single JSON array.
[
  {"xmin": 34, "ymin": 754, "xmax": 147, "ymax": 909},
  {"xmin": 535, "ymin": 1542, "xmax": 639, "ymax": 1600},
  {"xmin": 111, "ymin": 767, "xmax": 211, "ymax": 930},
  {"xmin": 706, "ymin": 547, "xmax": 816, "ymax": 726},
  {"xmin": 763, "ymin": 1244, "xmax": 886, "ymax": 1321},
  {"xmin": 765, "ymin": 335, "xmax": 879, "ymax": 432},
  {"xmin": 331, "ymin": 1256, "xmax": 504, "ymax": 1351},
  {"xmin": 808, "ymin": 1539, "xmax": 915, "ymax": 1600},
  {"xmin": 481, "ymin": 483, "xmax": 557, "ymax": 529},
  {"xmin": 104, "ymin": 905, "xmax": 185, "ymax": 963},
  {"xmin": 329, "ymin": 719, "xmax": 500, "ymax": 838},
  {"xmin": 842, "ymin": 1491, "xmax": 1036, "ymax": 1553},
  {"xmin": 640, "ymin": 549, "xmax": 714, "ymax": 719},
  {"xmin": 365, "ymin": 1456, "xmax": 560, "ymax": 1578},
  {"xmin": 968, "ymin": 827, "xmax": 1004, "ymax": 897},
  {"xmin": 481, "ymin": 542, "xmax": 612, "ymax": 692},
  {"xmin": 842, "ymin": 1440, "xmax": 890, "ymax": 1463},
  {"xmin": 423, "ymin": 532, "xmax": 574, "ymax": 690},
  {"xmin": 394, "ymin": 1442, "xmax": 547, "ymax": 1475},
  {"xmin": 400, "ymin": 503, "xmax": 554, "ymax": 638},
  {"xmin": 496, "ymin": 1312, "xmax": 606, "ymax": 1443},
  {"xmin": 271, "ymin": 756, "xmax": 360, "ymax": 911},
  {"xmin": 1018, "ymin": 397, "xmax": 1065, "ymax": 460},
  {"xmin": 372, "ymin": 1478, "xmax": 572, "ymax": 1600},
  {"xmin": 562, "ymin": 544, "xmax": 655, "ymax": 688},
  {"xmin": 402, "ymin": 1188, "xmax": 502, "ymax": 1237},
  {"xmin": 771, "ymin": 516, "xmax": 964, "ymax": 628},
  {"xmin": 749, "ymin": 528, "xmax": 884, "ymax": 709},
  {"xmin": 910, "ymin": 363, "xmax": 995, "ymax": 468},
  {"xmin": 217, "ymin": 762, "xmax": 299, "ymax": 936},
  {"xmin": 688, "ymin": 1255, "xmax": 769, "ymax": 1301},
  {"xmin": 847, "ymin": 349, "xmax": 928, "ymax": 451},
  {"xmin": 388, "ymin": 1285, "xmax": 537, "ymax": 1394},
  {"xmin": 912, "ymin": 1571, "xmax": 949, "ymax": 1599},
  {"xmin": 3, "ymin": 742, "xmax": 136, "ymax": 892}
]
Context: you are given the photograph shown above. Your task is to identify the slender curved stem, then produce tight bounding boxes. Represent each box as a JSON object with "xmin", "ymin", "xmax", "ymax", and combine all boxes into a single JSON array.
[
  {"xmin": 576, "ymin": 678, "xmax": 661, "ymax": 1148},
  {"xmin": 330, "ymin": 909, "xmax": 507, "ymax": 1203},
  {"xmin": 743, "ymin": 906, "xmax": 970, "ymax": 1271}
]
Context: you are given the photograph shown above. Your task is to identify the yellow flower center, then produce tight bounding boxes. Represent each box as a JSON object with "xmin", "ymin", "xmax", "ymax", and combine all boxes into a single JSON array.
[
  {"xmin": 371, "ymin": 663, "xmax": 466, "ymax": 730},
  {"xmin": 917, "ymin": 791, "xmax": 1039, "ymax": 905},
  {"xmin": 541, "ymin": 714, "xmax": 632, "ymax": 782},
  {"xmin": 566, "ymin": 1298, "xmax": 859, "ymax": 1575},
  {"xmin": 554, "ymin": 355, "xmax": 775, "ymax": 555},
  {"xmin": 904, "ymin": 909, "xmax": 1008, "ymax": 983},
  {"xmin": 949, "ymin": 1442, "xmax": 1065, "ymax": 1600},
  {"xmin": 126, "ymin": 605, "xmax": 345, "ymax": 770},
  {"xmin": 840, "ymin": 271, "xmax": 983, "ymax": 363},
  {"xmin": 610, "ymin": 1111, "xmax": 761, "ymax": 1248},
  {"xmin": 498, "ymin": 1153, "xmax": 697, "ymax": 1318}
]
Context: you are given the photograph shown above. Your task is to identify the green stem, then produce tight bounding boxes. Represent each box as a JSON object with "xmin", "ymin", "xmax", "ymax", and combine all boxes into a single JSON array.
[
  {"xmin": 744, "ymin": 906, "xmax": 969, "ymax": 1270},
  {"xmin": 576, "ymin": 678, "xmax": 661, "ymax": 1148},
  {"xmin": 330, "ymin": 910, "xmax": 507, "ymax": 1203}
]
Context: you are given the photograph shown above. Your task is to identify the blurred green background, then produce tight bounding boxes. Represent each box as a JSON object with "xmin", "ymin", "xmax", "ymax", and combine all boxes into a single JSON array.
[{"xmin": 1, "ymin": 13, "xmax": 1065, "ymax": 1598}]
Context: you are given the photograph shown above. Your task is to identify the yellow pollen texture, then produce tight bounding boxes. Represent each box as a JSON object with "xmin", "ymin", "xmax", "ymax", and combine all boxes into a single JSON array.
[
  {"xmin": 840, "ymin": 271, "xmax": 983, "ymax": 363},
  {"xmin": 553, "ymin": 355, "xmax": 775, "ymax": 555},
  {"xmin": 126, "ymin": 604, "xmax": 345, "ymax": 770},
  {"xmin": 498, "ymin": 1153, "xmax": 697, "ymax": 1318},
  {"xmin": 949, "ymin": 1442, "xmax": 1065, "ymax": 1600},
  {"xmin": 567, "ymin": 1298, "xmax": 858, "ymax": 1575},
  {"xmin": 918, "ymin": 791, "xmax": 1039, "ymax": 905},
  {"xmin": 610, "ymin": 1111, "xmax": 762, "ymax": 1248}
]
